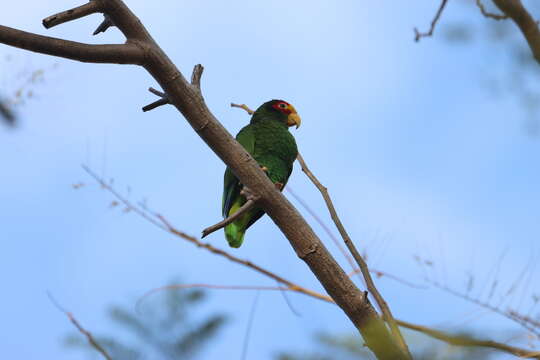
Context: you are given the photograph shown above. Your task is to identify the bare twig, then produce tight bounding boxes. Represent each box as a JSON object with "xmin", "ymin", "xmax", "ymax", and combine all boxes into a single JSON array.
[
  {"xmin": 142, "ymin": 87, "xmax": 170, "ymax": 112},
  {"xmin": 348, "ymin": 268, "xmax": 428, "ymax": 290},
  {"xmin": 93, "ymin": 15, "xmax": 114, "ymax": 36},
  {"xmin": 296, "ymin": 153, "xmax": 409, "ymax": 356},
  {"xmin": 492, "ymin": 0, "xmax": 540, "ymax": 64},
  {"xmin": 202, "ymin": 198, "xmax": 257, "ymax": 238},
  {"xmin": 85, "ymin": 168, "xmax": 540, "ymax": 359},
  {"xmin": 414, "ymin": 0, "xmax": 449, "ymax": 42},
  {"xmin": 429, "ymin": 279, "xmax": 540, "ymax": 337},
  {"xmin": 47, "ymin": 293, "xmax": 112, "ymax": 360},
  {"xmin": 476, "ymin": 0, "xmax": 508, "ymax": 20},
  {"xmin": 231, "ymin": 103, "xmax": 254, "ymax": 115},
  {"xmin": 287, "ymin": 187, "xmax": 361, "ymax": 280},
  {"xmin": 288, "ymin": 187, "xmax": 427, "ymax": 290},
  {"xmin": 397, "ymin": 319, "xmax": 540, "ymax": 359},
  {"xmin": 43, "ymin": 2, "xmax": 102, "ymax": 29}
]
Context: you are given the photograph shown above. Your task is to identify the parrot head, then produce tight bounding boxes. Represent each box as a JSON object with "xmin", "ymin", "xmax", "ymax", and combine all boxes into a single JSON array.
[{"xmin": 254, "ymin": 99, "xmax": 301, "ymax": 129}]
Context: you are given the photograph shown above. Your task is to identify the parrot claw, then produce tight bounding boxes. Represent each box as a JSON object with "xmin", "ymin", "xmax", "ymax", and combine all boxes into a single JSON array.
[
  {"xmin": 240, "ymin": 186, "xmax": 259, "ymax": 202},
  {"xmin": 274, "ymin": 182, "xmax": 284, "ymax": 191}
]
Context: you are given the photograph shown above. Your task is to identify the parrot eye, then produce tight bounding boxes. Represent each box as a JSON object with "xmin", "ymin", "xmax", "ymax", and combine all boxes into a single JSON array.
[{"xmin": 278, "ymin": 103, "xmax": 287, "ymax": 109}]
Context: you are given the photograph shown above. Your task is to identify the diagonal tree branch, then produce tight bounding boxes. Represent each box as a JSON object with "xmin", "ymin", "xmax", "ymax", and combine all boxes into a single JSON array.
[
  {"xmin": 296, "ymin": 152, "xmax": 409, "ymax": 356},
  {"xmin": 0, "ymin": 2, "xmax": 409, "ymax": 358},
  {"xmin": 492, "ymin": 0, "xmax": 540, "ymax": 64}
]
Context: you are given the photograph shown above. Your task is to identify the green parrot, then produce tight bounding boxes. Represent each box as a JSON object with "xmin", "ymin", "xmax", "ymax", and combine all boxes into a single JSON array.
[{"xmin": 222, "ymin": 99, "xmax": 301, "ymax": 248}]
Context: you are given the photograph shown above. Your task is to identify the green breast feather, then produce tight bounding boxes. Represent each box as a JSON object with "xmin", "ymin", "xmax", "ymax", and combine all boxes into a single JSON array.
[{"xmin": 221, "ymin": 100, "xmax": 300, "ymax": 248}]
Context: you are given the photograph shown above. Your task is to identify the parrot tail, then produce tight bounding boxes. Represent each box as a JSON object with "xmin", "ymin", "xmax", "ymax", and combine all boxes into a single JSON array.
[{"xmin": 225, "ymin": 223, "xmax": 245, "ymax": 248}]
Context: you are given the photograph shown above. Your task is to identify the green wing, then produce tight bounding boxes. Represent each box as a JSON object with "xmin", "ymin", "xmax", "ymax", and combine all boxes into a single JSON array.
[{"xmin": 222, "ymin": 125, "xmax": 255, "ymax": 218}]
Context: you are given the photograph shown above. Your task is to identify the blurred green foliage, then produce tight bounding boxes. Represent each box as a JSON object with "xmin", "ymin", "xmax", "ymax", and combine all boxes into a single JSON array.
[{"xmin": 64, "ymin": 281, "xmax": 227, "ymax": 360}]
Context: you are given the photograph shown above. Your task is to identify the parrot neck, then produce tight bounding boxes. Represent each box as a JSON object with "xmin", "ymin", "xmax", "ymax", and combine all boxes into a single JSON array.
[{"xmin": 250, "ymin": 111, "xmax": 288, "ymax": 129}]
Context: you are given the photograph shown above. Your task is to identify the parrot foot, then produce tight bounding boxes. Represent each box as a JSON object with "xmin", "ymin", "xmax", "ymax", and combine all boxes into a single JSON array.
[
  {"xmin": 261, "ymin": 166, "xmax": 268, "ymax": 173},
  {"xmin": 240, "ymin": 185, "xmax": 260, "ymax": 202}
]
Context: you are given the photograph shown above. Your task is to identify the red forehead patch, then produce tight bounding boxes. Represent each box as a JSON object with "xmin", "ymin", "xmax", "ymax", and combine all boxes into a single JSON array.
[{"xmin": 272, "ymin": 101, "xmax": 292, "ymax": 115}]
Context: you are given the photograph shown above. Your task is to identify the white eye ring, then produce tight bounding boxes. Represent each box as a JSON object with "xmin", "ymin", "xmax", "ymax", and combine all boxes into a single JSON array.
[{"xmin": 278, "ymin": 103, "xmax": 287, "ymax": 109}]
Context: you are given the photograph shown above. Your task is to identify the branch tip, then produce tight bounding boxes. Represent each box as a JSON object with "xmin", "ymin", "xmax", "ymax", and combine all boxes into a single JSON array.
[
  {"xmin": 414, "ymin": 0, "xmax": 449, "ymax": 42},
  {"xmin": 191, "ymin": 64, "xmax": 204, "ymax": 89},
  {"xmin": 231, "ymin": 103, "xmax": 254, "ymax": 115},
  {"xmin": 142, "ymin": 87, "xmax": 170, "ymax": 112},
  {"xmin": 42, "ymin": 2, "xmax": 102, "ymax": 29}
]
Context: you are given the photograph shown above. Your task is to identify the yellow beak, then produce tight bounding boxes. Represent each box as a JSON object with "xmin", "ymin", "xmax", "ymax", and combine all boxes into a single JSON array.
[{"xmin": 287, "ymin": 113, "xmax": 301, "ymax": 129}]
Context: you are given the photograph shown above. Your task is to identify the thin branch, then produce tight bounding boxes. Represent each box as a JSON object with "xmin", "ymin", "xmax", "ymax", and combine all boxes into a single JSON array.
[
  {"xmin": 202, "ymin": 199, "xmax": 257, "ymax": 238},
  {"xmin": 475, "ymin": 0, "xmax": 508, "ymax": 20},
  {"xmin": 492, "ymin": 0, "xmax": 540, "ymax": 64},
  {"xmin": 429, "ymin": 279, "xmax": 540, "ymax": 337},
  {"xmin": 289, "ymin": 186, "xmax": 427, "ymax": 289},
  {"xmin": 0, "ymin": 25, "xmax": 143, "ymax": 64},
  {"xmin": 142, "ymin": 87, "xmax": 170, "ymax": 112},
  {"xmin": 42, "ymin": 2, "xmax": 102, "ymax": 29},
  {"xmin": 397, "ymin": 319, "xmax": 540, "ymax": 359},
  {"xmin": 93, "ymin": 15, "xmax": 114, "ymax": 36},
  {"xmin": 348, "ymin": 268, "xmax": 428, "ymax": 290},
  {"xmin": 47, "ymin": 293, "xmax": 112, "ymax": 360},
  {"xmin": 414, "ymin": 0, "xmax": 449, "ymax": 42},
  {"xmin": 231, "ymin": 103, "xmax": 254, "ymax": 115},
  {"xmin": 287, "ymin": 186, "xmax": 364, "ymax": 283},
  {"xmin": 296, "ymin": 152, "xmax": 409, "ymax": 356},
  {"xmin": 86, "ymin": 167, "xmax": 540, "ymax": 359}
]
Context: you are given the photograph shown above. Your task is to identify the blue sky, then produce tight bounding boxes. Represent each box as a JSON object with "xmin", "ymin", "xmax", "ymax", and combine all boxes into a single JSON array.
[{"xmin": 1, "ymin": 1, "xmax": 540, "ymax": 359}]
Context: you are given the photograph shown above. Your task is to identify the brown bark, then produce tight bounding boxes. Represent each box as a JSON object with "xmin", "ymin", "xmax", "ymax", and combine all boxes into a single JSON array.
[
  {"xmin": 492, "ymin": 0, "xmax": 540, "ymax": 64},
  {"xmin": 0, "ymin": 1, "xmax": 409, "ymax": 359}
]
